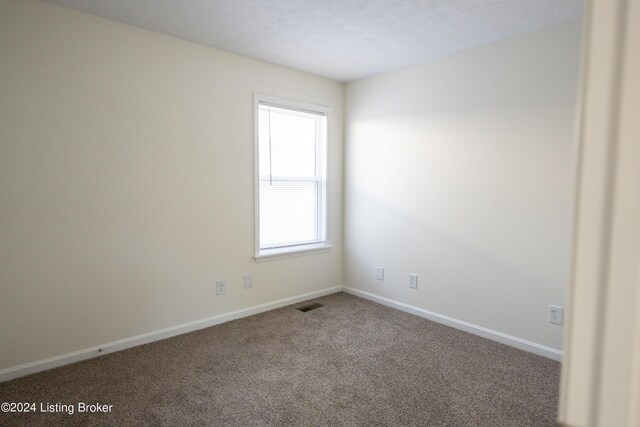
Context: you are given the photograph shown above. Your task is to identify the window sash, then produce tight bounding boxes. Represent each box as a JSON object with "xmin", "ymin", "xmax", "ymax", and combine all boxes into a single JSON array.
[
  {"xmin": 259, "ymin": 176, "xmax": 320, "ymax": 182},
  {"xmin": 259, "ymin": 179, "xmax": 322, "ymax": 250}
]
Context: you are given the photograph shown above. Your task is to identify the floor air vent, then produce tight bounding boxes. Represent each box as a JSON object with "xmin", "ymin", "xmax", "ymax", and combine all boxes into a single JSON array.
[{"xmin": 297, "ymin": 302, "xmax": 324, "ymax": 312}]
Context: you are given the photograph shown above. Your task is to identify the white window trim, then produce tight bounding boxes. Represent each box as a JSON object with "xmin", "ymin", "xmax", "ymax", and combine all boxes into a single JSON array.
[{"xmin": 253, "ymin": 93, "xmax": 331, "ymax": 262}]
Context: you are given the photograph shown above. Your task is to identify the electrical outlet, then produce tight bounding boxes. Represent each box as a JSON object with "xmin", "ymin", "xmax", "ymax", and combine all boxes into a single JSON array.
[
  {"xmin": 243, "ymin": 273, "xmax": 253, "ymax": 289},
  {"xmin": 548, "ymin": 305, "xmax": 563, "ymax": 325},
  {"xmin": 409, "ymin": 273, "xmax": 418, "ymax": 289},
  {"xmin": 216, "ymin": 279, "xmax": 226, "ymax": 296},
  {"xmin": 376, "ymin": 266, "xmax": 384, "ymax": 281}
]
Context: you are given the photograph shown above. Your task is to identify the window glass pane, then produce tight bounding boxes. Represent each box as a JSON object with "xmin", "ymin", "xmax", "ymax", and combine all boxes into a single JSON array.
[
  {"xmin": 259, "ymin": 107, "xmax": 316, "ymax": 178},
  {"xmin": 259, "ymin": 180, "xmax": 319, "ymax": 248}
]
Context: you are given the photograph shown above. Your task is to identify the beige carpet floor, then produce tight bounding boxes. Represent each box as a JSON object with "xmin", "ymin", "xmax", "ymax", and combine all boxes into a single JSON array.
[{"xmin": 0, "ymin": 292, "xmax": 560, "ymax": 426}]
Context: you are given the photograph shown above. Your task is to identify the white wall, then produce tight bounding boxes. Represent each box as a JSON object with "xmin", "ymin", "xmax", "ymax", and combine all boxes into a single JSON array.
[
  {"xmin": 344, "ymin": 20, "xmax": 581, "ymax": 351},
  {"xmin": 0, "ymin": 0, "xmax": 343, "ymax": 371}
]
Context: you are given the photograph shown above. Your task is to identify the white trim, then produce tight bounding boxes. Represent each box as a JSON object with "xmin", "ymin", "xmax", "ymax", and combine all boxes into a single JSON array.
[
  {"xmin": 559, "ymin": 0, "xmax": 640, "ymax": 424},
  {"xmin": 255, "ymin": 94, "xmax": 330, "ymax": 116},
  {"xmin": 254, "ymin": 243, "xmax": 332, "ymax": 262},
  {"xmin": 0, "ymin": 286, "xmax": 342, "ymax": 383},
  {"xmin": 253, "ymin": 93, "xmax": 261, "ymax": 263},
  {"xmin": 342, "ymin": 286, "xmax": 563, "ymax": 361}
]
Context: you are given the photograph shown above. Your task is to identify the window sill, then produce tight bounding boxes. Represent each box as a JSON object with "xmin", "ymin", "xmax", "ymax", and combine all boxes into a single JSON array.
[{"xmin": 254, "ymin": 243, "xmax": 332, "ymax": 263}]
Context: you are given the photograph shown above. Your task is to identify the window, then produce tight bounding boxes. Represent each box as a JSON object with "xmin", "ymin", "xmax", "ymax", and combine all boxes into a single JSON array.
[{"xmin": 254, "ymin": 94, "xmax": 330, "ymax": 261}]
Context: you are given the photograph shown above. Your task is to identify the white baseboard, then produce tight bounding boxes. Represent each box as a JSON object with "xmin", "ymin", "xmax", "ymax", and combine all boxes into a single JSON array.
[
  {"xmin": 0, "ymin": 286, "xmax": 342, "ymax": 383},
  {"xmin": 342, "ymin": 286, "xmax": 563, "ymax": 361}
]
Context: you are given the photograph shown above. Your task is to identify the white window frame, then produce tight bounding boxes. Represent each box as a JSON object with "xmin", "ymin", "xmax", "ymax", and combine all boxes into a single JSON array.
[{"xmin": 253, "ymin": 93, "xmax": 331, "ymax": 262}]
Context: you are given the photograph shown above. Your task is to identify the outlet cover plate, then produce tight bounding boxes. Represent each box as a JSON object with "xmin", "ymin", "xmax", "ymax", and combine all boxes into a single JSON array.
[
  {"xmin": 243, "ymin": 273, "xmax": 253, "ymax": 289},
  {"xmin": 216, "ymin": 279, "xmax": 226, "ymax": 296},
  {"xmin": 376, "ymin": 266, "xmax": 384, "ymax": 281},
  {"xmin": 409, "ymin": 273, "xmax": 418, "ymax": 289},
  {"xmin": 548, "ymin": 305, "xmax": 563, "ymax": 325}
]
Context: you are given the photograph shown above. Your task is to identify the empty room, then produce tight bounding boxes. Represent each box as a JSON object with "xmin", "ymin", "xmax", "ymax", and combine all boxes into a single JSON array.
[{"xmin": 1, "ymin": 0, "xmax": 639, "ymax": 426}]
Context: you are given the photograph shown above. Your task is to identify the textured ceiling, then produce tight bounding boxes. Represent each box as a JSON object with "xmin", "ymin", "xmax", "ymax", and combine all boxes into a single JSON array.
[{"xmin": 41, "ymin": 0, "xmax": 584, "ymax": 82}]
